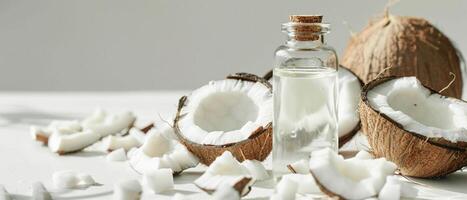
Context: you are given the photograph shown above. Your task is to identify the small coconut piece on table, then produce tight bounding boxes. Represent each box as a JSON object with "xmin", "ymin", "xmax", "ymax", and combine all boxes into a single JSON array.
[
  {"xmin": 53, "ymin": 170, "xmax": 98, "ymax": 189},
  {"xmin": 82, "ymin": 109, "xmax": 136, "ymax": 138},
  {"xmin": 114, "ymin": 179, "xmax": 142, "ymax": 200},
  {"xmin": 142, "ymin": 168, "xmax": 174, "ymax": 193},
  {"xmin": 309, "ymin": 148, "xmax": 397, "ymax": 200},
  {"xmin": 30, "ymin": 120, "xmax": 82, "ymax": 145},
  {"xmin": 128, "ymin": 128, "xmax": 199, "ymax": 174},
  {"xmin": 241, "ymin": 159, "xmax": 269, "ymax": 181},
  {"xmin": 174, "ymin": 73, "xmax": 273, "ymax": 165},
  {"xmin": 48, "ymin": 129, "xmax": 101, "ymax": 155},
  {"xmin": 270, "ymin": 176, "xmax": 298, "ymax": 200},
  {"xmin": 107, "ymin": 148, "xmax": 128, "ymax": 161},
  {"xmin": 103, "ymin": 130, "xmax": 143, "ymax": 152},
  {"xmin": 360, "ymin": 76, "xmax": 467, "ymax": 178},
  {"xmin": 194, "ymin": 151, "xmax": 254, "ymax": 196}
]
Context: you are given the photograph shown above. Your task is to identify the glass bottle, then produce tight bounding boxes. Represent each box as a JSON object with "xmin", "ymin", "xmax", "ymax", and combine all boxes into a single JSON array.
[{"xmin": 272, "ymin": 15, "xmax": 338, "ymax": 179}]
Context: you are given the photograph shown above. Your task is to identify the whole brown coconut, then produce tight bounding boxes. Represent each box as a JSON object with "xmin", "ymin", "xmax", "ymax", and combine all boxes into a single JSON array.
[
  {"xmin": 359, "ymin": 76, "xmax": 467, "ymax": 178},
  {"xmin": 342, "ymin": 15, "xmax": 463, "ymax": 98}
]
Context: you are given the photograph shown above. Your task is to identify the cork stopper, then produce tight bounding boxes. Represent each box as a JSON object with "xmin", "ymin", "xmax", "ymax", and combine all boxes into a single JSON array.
[
  {"xmin": 289, "ymin": 15, "xmax": 323, "ymax": 23},
  {"xmin": 288, "ymin": 15, "xmax": 323, "ymax": 41}
]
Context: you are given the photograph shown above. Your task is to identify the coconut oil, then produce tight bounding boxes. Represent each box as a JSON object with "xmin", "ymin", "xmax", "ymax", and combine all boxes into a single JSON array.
[{"xmin": 272, "ymin": 15, "xmax": 339, "ymax": 179}]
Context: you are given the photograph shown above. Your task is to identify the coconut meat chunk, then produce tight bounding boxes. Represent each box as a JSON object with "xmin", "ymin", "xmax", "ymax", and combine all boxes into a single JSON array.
[
  {"xmin": 338, "ymin": 67, "xmax": 362, "ymax": 138},
  {"xmin": 81, "ymin": 109, "xmax": 136, "ymax": 137},
  {"xmin": 178, "ymin": 79, "xmax": 272, "ymax": 145},
  {"xmin": 194, "ymin": 151, "xmax": 254, "ymax": 196},
  {"xmin": 309, "ymin": 148, "xmax": 397, "ymax": 199},
  {"xmin": 367, "ymin": 77, "xmax": 467, "ymax": 142}
]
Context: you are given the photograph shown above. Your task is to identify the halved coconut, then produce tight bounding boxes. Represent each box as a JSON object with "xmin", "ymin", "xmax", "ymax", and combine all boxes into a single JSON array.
[
  {"xmin": 194, "ymin": 151, "xmax": 254, "ymax": 196},
  {"xmin": 360, "ymin": 76, "xmax": 467, "ymax": 177},
  {"xmin": 309, "ymin": 148, "xmax": 397, "ymax": 200},
  {"xmin": 263, "ymin": 67, "xmax": 362, "ymax": 147},
  {"xmin": 128, "ymin": 127, "xmax": 199, "ymax": 174},
  {"xmin": 174, "ymin": 73, "xmax": 272, "ymax": 165}
]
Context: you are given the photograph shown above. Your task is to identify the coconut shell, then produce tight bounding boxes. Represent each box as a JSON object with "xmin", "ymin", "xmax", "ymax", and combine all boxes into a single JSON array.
[
  {"xmin": 359, "ymin": 76, "xmax": 467, "ymax": 178},
  {"xmin": 174, "ymin": 73, "xmax": 273, "ymax": 165},
  {"xmin": 342, "ymin": 15, "xmax": 463, "ymax": 98}
]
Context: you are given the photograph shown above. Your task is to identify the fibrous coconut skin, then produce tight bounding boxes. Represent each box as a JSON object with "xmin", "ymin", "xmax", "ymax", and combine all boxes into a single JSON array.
[
  {"xmin": 174, "ymin": 73, "xmax": 273, "ymax": 165},
  {"xmin": 32, "ymin": 182, "xmax": 52, "ymax": 200},
  {"xmin": 309, "ymin": 148, "xmax": 397, "ymax": 200},
  {"xmin": 142, "ymin": 169, "xmax": 174, "ymax": 193},
  {"xmin": 341, "ymin": 15, "xmax": 463, "ymax": 98},
  {"xmin": 360, "ymin": 76, "xmax": 467, "ymax": 178},
  {"xmin": 0, "ymin": 185, "xmax": 11, "ymax": 200},
  {"xmin": 113, "ymin": 180, "xmax": 142, "ymax": 200},
  {"xmin": 194, "ymin": 151, "xmax": 254, "ymax": 197}
]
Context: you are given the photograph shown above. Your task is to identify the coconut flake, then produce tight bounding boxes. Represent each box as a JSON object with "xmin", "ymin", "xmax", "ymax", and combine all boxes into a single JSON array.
[
  {"xmin": 273, "ymin": 176, "xmax": 298, "ymax": 200},
  {"xmin": 241, "ymin": 160, "xmax": 269, "ymax": 181},
  {"xmin": 211, "ymin": 184, "xmax": 240, "ymax": 200},
  {"xmin": 103, "ymin": 134, "xmax": 141, "ymax": 152},
  {"xmin": 107, "ymin": 148, "xmax": 128, "ymax": 162},
  {"xmin": 48, "ymin": 130, "xmax": 100, "ymax": 154},
  {"xmin": 76, "ymin": 173, "xmax": 96, "ymax": 186},
  {"xmin": 142, "ymin": 169, "xmax": 174, "ymax": 193},
  {"xmin": 129, "ymin": 138, "xmax": 198, "ymax": 174},
  {"xmin": 52, "ymin": 170, "xmax": 80, "ymax": 189},
  {"xmin": 287, "ymin": 159, "xmax": 309, "ymax": 174},
  {"xmin": 309, "ymin": 148, "xmax": 397, "ymax": 199},
  {"xmin": 194, "ymin": 151, "xmax": 253, "ymax": 196},
  {"xmin": 32, "ymin": 182, "xmax": 52, "ymax": 200},
  {"xmin": 82, "ymin": 110, "xmax": 136, "ymax": 138},
  {"xmin": 0, "ymin": 185, "xmax": 11, "ymax": 200},
  {"xmin": 283, "ymin": 174, "xmax": 320, "ymax": 194},
  {"xmin": 113, "ymin": 179, "xmax": 141, "ymax": 200}
]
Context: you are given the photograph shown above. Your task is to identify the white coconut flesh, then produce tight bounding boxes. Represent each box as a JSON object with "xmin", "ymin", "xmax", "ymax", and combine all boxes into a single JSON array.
[
  {"xmin": 338, "ymin": 67, "xmax": 362, "ymax": 138},
  {"xmin": 194, "ymin": 151, "xmax": 254, "ymax": 196},
  {"xmin": 81, "ymin": 109, "xmax": 136, "ymax": 138},
  {"xmin": 367, "ymin": 77, "xmax": 467, "ymax": 143},
  {"xmin": 103, "ymin": 132, "xmax": 142, "ymax": 152},
  {"xmin": 177, "ymin": 79, "xmax": 272, "ymax": 145},
  {"xmin": 48, "ymin": 130, "xmax": 100, "ymax": 154},
  {"xmin": 30, "ymin": 120, "xmax": 82, "ymax": 142},
  {"xmin": 129, "ymin": 129, "xmax": 199, "ymax": 174},
  {"xmin": 309, "ymin": 148, "xmax": 397, "ymax": 199}
]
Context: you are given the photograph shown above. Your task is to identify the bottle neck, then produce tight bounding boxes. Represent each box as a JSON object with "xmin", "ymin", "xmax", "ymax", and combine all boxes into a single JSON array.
[{"xmin": 285, "ymin": 34, "xmax": 325, "ymax": 48}]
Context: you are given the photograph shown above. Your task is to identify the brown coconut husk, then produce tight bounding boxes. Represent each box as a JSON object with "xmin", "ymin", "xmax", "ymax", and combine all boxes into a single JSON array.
[
  {"xmin": 173, "ymin": 73, "xmax": 273, "ymax": 165},
  {"xmin": 342, "ymin": 15, "xmax": 463, "ymax": 98},
  {"xmin": 359, "ymin": 76, "xmax": 467, "ymax": 178}
]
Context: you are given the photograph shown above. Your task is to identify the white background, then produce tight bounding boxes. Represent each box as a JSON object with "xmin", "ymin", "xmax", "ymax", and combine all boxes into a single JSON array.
[{"xmin": 0, "ymin": 0, "xmax": 466, "ymax": 93}]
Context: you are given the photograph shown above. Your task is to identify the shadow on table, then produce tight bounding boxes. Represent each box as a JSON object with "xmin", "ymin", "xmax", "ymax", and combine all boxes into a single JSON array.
[
  {"xmin": 408, "ymin": 170, "xmax": 467, "ymax": 194},
  {"xmin": 0, "ymin": 105, "xmax": 79, "ymax": 126}
]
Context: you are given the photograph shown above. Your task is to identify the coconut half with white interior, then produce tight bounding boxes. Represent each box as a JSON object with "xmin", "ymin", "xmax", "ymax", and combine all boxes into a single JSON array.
[
  {"xmin": 360, "ymin": 76, "xmax": 467, "ymax": 178},
  {"xmin": 263, "ymin": 66, "xmax": 362, "ymax": 147},
  {"xmin": 174, "ymin": 73, "xmax": 272, "ymax": 165}
]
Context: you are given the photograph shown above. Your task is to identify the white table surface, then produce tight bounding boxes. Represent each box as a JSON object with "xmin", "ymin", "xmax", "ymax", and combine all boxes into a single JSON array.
[{"xmin": 0, "ymin": 92, "xmax": 466, "ymax": 200}]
